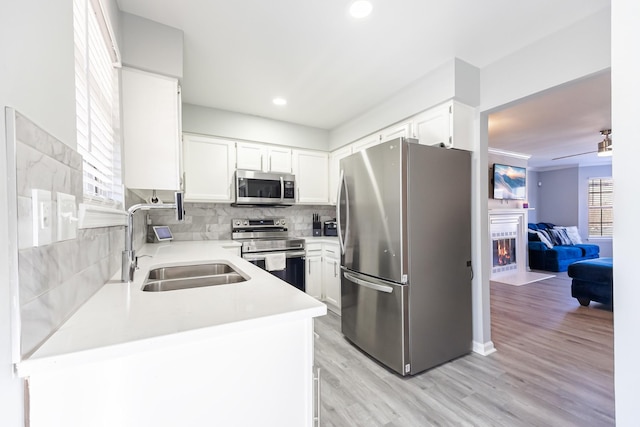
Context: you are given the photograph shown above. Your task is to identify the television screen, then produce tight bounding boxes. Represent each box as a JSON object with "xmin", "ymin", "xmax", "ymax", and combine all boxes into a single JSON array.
[{"xmin": 493, "ymin": 163, "xmax": 526, "ymax": 200}]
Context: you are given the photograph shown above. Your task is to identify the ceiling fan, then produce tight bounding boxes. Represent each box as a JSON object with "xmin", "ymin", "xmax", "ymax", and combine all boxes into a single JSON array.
[{"xmin": 552, "ymin": 129, "xmax": 612, "ymax": 160}]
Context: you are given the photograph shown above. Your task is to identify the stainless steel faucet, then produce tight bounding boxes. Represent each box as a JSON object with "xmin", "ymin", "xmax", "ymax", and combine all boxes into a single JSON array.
[{"xmin": 121, "ymin": 191, "xmax": 185, "ymax": 282}]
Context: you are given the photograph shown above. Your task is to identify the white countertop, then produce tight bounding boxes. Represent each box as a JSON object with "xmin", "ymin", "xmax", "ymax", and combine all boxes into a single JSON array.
[{"xmin": 17, "ymin": 240, "xmax": 326, "ymax": 377}]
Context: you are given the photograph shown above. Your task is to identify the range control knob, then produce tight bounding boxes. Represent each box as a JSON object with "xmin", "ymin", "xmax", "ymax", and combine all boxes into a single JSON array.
[
  {"xmin": 275, "ymin": 220, "xmax": 280, "ymax": 225},
  {"xmin": 234, "ymin": 220, "xmax": 241, "ymax": 227},
  {"xmin": 243, "ymin": 220, "xmax": 249, "ymax": 226},
  {"xmin": 281, "ymin": 219, "xmax": 286, "ymax": 226}
]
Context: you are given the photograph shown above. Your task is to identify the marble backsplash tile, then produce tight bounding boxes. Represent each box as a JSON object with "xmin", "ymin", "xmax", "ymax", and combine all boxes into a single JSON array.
[
  {"xmin": 146, "ymin": 203, "xmax": 337, "ymax": 241},
  {"xmin": 13, "ymin": 111, "xmax": 126, "ymax": 358}
]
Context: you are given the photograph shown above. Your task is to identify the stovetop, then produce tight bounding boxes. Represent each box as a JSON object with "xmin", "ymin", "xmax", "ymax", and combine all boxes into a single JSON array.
[{"xmin": 231, "ymin": 218, "xmax": 305, "ymax": 253}]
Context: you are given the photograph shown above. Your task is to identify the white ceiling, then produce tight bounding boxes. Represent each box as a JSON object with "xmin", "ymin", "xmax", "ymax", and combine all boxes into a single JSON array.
[
  {"xmin": 488, "ymin": 71, "xmax": 611, "ymax": 170},
  {"xmin": 116, "ymin": 0, "xmax": 611, "ymax": 167}
]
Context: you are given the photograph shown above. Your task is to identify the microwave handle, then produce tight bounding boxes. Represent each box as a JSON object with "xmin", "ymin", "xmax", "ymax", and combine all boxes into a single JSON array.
[{"xmin": 280, "ymin": 176, "xmax": 284, "ymax": 202}]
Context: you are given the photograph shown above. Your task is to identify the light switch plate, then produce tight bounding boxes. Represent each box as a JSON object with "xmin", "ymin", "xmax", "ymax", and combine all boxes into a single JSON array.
[
  {"xmin": 56, "ymin": 192, "xmax": 77, "ymax": 241},
  {"xmin": 32, "ymin": 189, "xmax": 52, "ymax": 246}
]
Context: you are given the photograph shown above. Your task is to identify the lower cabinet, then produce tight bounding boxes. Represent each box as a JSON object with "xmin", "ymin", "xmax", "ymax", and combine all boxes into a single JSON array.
[{"xmin": 306, "ymin": 240, "xmax": 341, "ymax": 315}]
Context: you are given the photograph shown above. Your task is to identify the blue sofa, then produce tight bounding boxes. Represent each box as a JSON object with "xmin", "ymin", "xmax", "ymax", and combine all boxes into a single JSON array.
[{"xmin": 528, "ymin": 223, "xmax": 600, "ymax": 272}]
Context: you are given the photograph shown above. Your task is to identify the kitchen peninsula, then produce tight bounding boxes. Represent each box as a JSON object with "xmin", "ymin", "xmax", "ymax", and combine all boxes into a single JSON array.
[{"xmin": 17, "ymin": 241, "xmax": 326, "ymax": 427}]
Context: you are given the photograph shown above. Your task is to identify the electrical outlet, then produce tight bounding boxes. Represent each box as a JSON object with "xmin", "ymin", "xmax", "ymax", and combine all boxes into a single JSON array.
[{"xmin": 32, "ymin": 189, "xmax": 52, "ymax": 246}]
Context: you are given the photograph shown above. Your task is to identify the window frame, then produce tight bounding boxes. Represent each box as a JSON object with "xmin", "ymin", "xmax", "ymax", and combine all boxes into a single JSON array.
[{"xmin": 587, "ymin": 176, "xmax": 613, "ymax": 239}]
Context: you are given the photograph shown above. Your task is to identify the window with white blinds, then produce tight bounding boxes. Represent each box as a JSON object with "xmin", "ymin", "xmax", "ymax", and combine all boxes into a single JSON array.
[
  {"xmin": 588, "ymin": 177, "xmax": 613, "ymax": 238},
  {"xmin": 73, "ymin": 0, "xmax": 122, "ymax": 207}
]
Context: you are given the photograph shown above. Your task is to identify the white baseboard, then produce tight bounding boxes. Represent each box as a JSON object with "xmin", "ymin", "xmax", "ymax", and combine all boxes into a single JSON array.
[{"xmin": 472, "ymin": 340, "xmax": 497, "ymax": 356}]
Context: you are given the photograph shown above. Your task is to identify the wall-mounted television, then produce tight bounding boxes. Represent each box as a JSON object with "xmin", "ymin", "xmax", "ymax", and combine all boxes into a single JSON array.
[{"xmin": 493, "ymin": 163, "xmax": 526, "ymax": 200}]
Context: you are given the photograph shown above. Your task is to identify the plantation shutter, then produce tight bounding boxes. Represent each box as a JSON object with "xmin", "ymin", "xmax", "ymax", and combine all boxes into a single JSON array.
[{"xmin": 74, "ymin": 0, "xmax": 122, "ymax": 207}]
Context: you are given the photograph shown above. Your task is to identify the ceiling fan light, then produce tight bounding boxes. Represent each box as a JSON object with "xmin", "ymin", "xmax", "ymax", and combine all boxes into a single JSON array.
[{"xmin": 596, "ymin": 129, "xmax": 612, "ymax": 157}]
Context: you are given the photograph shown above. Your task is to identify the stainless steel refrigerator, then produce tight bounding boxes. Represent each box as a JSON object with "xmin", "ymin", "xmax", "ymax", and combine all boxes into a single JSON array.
[{"xmin": 337, "ymin": 137, "xmax": 472, "ymax": 376}]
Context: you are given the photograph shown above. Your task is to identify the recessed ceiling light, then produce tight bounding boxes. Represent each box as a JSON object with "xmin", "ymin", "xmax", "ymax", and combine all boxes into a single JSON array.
[
  {"xmin": 350, "ymin": 0, "xmax": 372, "ymax": 19},
  {"xmin": 273, "ymin": 97, "xmax": 287, "ymax": 106}
]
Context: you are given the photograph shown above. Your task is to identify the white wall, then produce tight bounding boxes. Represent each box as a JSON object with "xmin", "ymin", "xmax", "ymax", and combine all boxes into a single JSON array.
[
  {"xmin": 480, "ymin": 7, "xmax": 610, "ymax": 112},
  {"xmin": 182, "ymin": 103, "xmax": 330, "ymax": 151},
  {"xmin": 328, "ymin": 58, "xmax": 480, "ymax": 150},
  {"xmin": 0, "ymin": 1, "xmax": 78, "ymax": 423},
  {"xmin": 0, "ymin": 1, "xmax": 121, "ymax": 424},
  {"xmin": 612, "ymin": 1, "xmax": 640, "ymax": 423},
  {"xmin": 120, "ymin": 12, "xmax": 184, "ymax": 79}
]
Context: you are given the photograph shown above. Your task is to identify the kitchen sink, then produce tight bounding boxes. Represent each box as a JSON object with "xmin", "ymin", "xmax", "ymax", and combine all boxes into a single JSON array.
[{"xmin": 143, "ymin": 262, "xmax": 248, "ymax": 292}]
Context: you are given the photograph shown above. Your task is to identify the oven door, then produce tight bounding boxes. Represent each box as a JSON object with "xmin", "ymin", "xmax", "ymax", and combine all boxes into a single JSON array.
[{"xmin": 243, "ymin": 250, "xmax": 306, "ymax": 291}]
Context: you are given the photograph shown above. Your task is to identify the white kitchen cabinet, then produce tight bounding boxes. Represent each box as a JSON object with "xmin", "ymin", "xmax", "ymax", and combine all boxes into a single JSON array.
[
  {"xmin": 322, "ymin": 242, "xmax": 341, "ymax": 314},
  {"xmin": 328, "ymin": 145, "xmax": 352, "ymax": 205},
  {"xmin": 122, "ymin": 68, "xmax": 181, "ymax": 192},
  {"xmin": 380, "ymin": 121, "xmax": 412, "ymax": 143},
  {"xmin": 183, "ymin": 134, "xmax": 236, "ymax": 202},
  {"xmin": 305, "ymin": 242, "xmax": 323, "ymax": 300},
  {"xmin": 236, "ymin": 142, "xmax": 292, "ymax": 173},
  {"xmin": 292, "ymin": 149, "xmax": 329, "ymax": 204},
  {"xmin": 352, "ymin": 134, "xmax": 380, "ymax": 153},
  {"xmin": 412, "ymin": 100, "xmax": 474, "ymax": 151}
]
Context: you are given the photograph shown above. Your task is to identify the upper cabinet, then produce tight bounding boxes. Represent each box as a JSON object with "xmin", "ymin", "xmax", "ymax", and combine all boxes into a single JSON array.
[
  {"xmin": 122, "ymin": 68, "xmax": 182, "ymax": 191},
  {"xmin": 292, "ymin": 150, "xmax": 329, "ymax": 204},
  {"xmin": 183, "ymin": 134, "xmax": 236, "ymax": 202},
  {"xmin": 380, "ymin": 121, "xmax": 412, "ymax": 143},
  {"xmin": 412, "ymin": 100, "xmax": 474, "ymax": 151},
  {"xmin": 236, "ymin": 142, "xmax": 292, "ymax": 173}
]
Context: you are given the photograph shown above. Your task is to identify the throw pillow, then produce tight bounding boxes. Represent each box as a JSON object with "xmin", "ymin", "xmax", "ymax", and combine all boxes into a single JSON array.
[
  {"xmin": 535, "ymin": 230, "xmax": 554, "ymax": 248},
  {"xmin": 549, "ymin": 228, "xmax": 572, "ymax": 246},
  {"xmin": 560, "ymin": 226, "xmax": 583, "ymax": 244}
]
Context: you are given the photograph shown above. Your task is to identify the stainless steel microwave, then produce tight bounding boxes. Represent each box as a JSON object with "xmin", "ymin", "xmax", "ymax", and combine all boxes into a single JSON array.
[{"xmin": 234, "ymin": 170, "xmax": 295, "ymax": 206}]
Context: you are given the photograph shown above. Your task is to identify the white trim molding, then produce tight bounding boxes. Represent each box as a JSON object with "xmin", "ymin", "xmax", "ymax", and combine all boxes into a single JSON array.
[
  {"xmin": 78, "ymin": 203, "xmax": 127, "ymax": 228},
  {"xmin": 488, "ymin": 147, "xmax": 531, "ymax": 160},
  {"xmin": 473, "ymin": 340, "xmax": 497, "ymax": 356}
]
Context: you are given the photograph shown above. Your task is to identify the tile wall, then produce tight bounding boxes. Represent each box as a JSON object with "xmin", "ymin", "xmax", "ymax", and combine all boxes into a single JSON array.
[
  {"xmin": 12, "ymin": 111, "xmax": 133, "ymax": 358},
  {"xmin": 147, "ymin": 204, "xmax": 337, "ymax": 241}
]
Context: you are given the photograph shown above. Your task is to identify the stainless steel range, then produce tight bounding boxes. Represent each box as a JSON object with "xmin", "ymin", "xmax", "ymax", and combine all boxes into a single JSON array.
[{"xmin": 232, "ymin": 218, "xmax": 306, "ymax": 291}]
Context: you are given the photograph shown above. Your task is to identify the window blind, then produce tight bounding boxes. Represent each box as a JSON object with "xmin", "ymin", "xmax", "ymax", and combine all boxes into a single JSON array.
[
  {"xmin": 73, "ymin": 0, "xmax": 122, "ymax": 207},
  {"xmin": 588, "ymin": 177, "xmax": 613, "ymax": 237}
]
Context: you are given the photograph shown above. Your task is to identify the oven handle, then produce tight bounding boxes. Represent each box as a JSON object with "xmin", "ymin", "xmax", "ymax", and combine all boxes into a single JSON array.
[{"xmin": 242, "ymin": 250, "xmax": 306, "ymax": 262}]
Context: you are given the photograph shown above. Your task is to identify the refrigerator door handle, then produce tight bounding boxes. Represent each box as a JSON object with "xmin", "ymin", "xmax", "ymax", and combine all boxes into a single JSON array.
[
  {"xmin": 344, "ymin": 272, "xmax": 393, "ymax": 294},
  {"xmin": 336, "ymin": 169, "xmax": 349, "ymax": 255}
]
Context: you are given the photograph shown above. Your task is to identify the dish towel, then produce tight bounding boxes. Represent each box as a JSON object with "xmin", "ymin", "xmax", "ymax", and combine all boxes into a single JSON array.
[{"xmin": 264, "ymin": 253, "xmax": 286, "ymax": 272}]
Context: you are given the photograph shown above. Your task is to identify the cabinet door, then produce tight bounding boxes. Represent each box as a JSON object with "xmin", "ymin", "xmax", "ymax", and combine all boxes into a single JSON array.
[
  {"xmin": 413, "ymin": 103, "xmax": 452, "ymax": 148},
  {"xmin": 236, "ymin": 142, "xmax": 265, "ymax": 171},
  {"xmin": 322, "ymin": 256, "xmax": 341, "ymax": 312},
  {"xmin": 292, "ymin": 150, "xmax": 329, "ymax": 204},
  {"xmin": 305, "ymin": 255, "xmax": 323, "ymax": 300},
  {"xmin": 183, "ymin": 134, "xmax": 236, "ymax": 202},
  {"xmin": 267, "ymin": 147, "xmax": 292, "ymax": 173},
  {"xmin": 329, "ymin": 146, "xmax": 352, "ymax": 205},
  {"xmin": 352, "ymin": 134, "xmax": 380, "ymax": 153},
  {"xmin": 380, "ymin": 122, "xmax": 411, "ymax": 143},
  {"xmin": 122, "ymin": 68, "xmax": 181, "ymax": 190}
]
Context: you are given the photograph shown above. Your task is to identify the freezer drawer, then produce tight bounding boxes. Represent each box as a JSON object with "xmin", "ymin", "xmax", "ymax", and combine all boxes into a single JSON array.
[{"xmin": 340, "ymin": 268, "xmax": 409, "ymax": 375}]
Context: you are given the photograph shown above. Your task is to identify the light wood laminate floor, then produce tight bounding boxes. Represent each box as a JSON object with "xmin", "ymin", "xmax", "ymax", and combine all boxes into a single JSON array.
[{"xmin": 314, "ymin": 273, "xmax": 614, "ymax": 426}]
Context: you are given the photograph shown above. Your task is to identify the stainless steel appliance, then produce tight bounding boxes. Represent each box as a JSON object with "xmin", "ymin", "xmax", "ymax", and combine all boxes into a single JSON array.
[
  {"xmin": 337, "ymin": 137, "xmax": 472, "ymax": 376},
  {"xmin": 234, "ymin": 170, "xmax": 295, "ymax": 206},
  {"xmin": 232, "ymin": 218, "xmax": 305, "ymax": 291},
  {"xmin": 324, "ymin": 220, "xmax": 337, "ymax": 236}
]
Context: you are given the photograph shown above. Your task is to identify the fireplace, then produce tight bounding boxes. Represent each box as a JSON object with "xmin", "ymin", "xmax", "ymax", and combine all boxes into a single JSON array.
[
  {"xmin": 493, "ymin": 238, "xmax": 516, "ymax": 267},
  {"xmin": 489, "ymin": 216, "xmax": 520, "ymax": 276}
]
